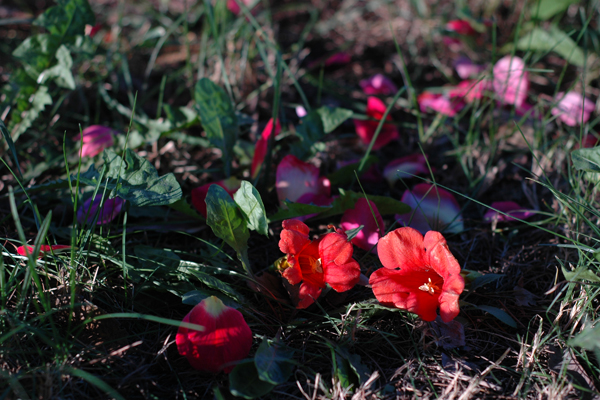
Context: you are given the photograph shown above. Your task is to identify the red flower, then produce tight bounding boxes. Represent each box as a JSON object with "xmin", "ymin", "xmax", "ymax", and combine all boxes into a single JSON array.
[
  {"xmin": 176, "ymin": 296, "xmax": 252, "ymax": 373},
  {"xmin": 277, "ymin": 220, "xmax": 361, "ymax": 308},
  {"xmin": 250, "ymin": 118, "xmax": 281, "ymax": 179},
  {"xmin": 191, "ymin": 177, "xmax": 241, "ymax": 218},
  {"xmin": 369, "ymin": 227, "xmax": 464, "ymax": 322},
  {"xmin": 353, "ymin": 97, "xmax": 399, "ymax": 150},
  {"xmin": 340, "ymin": 198, "xmax": 384, "ymax": 253}
]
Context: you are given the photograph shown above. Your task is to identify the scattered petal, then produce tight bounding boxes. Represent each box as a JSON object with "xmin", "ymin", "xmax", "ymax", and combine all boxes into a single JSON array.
[
  {"xmin": 418, "ymin": 91, "xmax": 464, "ymax": 116},
  {"xmin": 176, "ymin": 296, "xmax": 252, "ymax": 373},
  {"xmin": 77, "ymin": 195, "xmax": 125, "ymax": 225},
  {"xmin": 340, "ymin": 198, "xmax": 384, "ymax": 252},
  {"xmin": 446, "ymin": 20, "xmax": 477, "ymax": 36},
  {"xmin": 383, "ymin": 154, "xmax": 429, "ymax": 186},
  {"xmin": 484, "ymin": 201, "xmax": 534, "ymax": 222},
  {"xmin": 396, "ymin": 183, "xmax": 464, "ymax": 234},
  {"xmin": 493, "ymin": 56, "xmax": 529, "ymax": 107},
  {"xmin": 353, "ymin": 97, "xmax": 399, "ymax": 150},
  {"xmin": 359, "ymin": 74, "xmax": 398, "ymax": 96},
  {"xmin": 73, "ymin": 125, "xmax": 116, "ymax": 158},
  {"xmin": 276, "ymin": 155, "xmax": 330, "ymax": 206},
  {"xmin": 552, "ymin": 91, "xmax": 595, "ymax": 127},
  {"xmin": 251, "ymin": 118, "xmax": 281, "ymax": 179},
  {"xmin": 454, "ymin": 56, "xmax": 486, "ymax": 79}
]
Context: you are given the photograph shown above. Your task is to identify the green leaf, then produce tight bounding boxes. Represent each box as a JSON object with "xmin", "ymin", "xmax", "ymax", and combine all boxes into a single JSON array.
[
  {"xmin": 254, "ymin": 337, "xmax": 295, "ymax": 385},
  {"xmin": 12, "ymin": 34, "xmax": 61, "ymax": 79},
  {"xmin": 469, "ymin": 273, "xmax": 505, "ymax": 291},
  {"xmin": 515, "ymin": 26, "xmax": 586, "ymax": 67},
  {"xmin": 234, "ymin": 181, "xmax": 269, "ymax": 237},
  {"xmin": 134, "ymin": 246, "xmax": 181, "ymax": 270},
  {"xmin": 327, "ymin": 155, "xmax": 379, "ymax": 186},
  {"xmin": 187, "ymin": 269, "xmax": 245, "ymax": 303},
  {"xmin": 291, "ymin": 111, "xmax": 325, "ymax": 160},
  {"xmin": 11, "ymin": 86, "xmax": 53, "ymax": 142},
  {"xmin": 40, "ymin": 45, "xmax": 75, "ymax": 89},
  {"xmin": 206, "ymin": 185, "xmax": 250, "ymax": 255},
  {"xmin": 334, "ymin": 353, "xmax": 356, "ymax": 389},
  {"xmin": 316, "ymin": 106, "xmax": 353, "ymax": 133},
  {"xmin": 229, "ymin": 361, "xmax": 276, "ymax": 399},
  {"xmin": 268, "ymin": 201, "xmax": 333, "ymax": 222},
  {"xmin": 168, "ymin": 198, "xmax": 205, "ymax": 220},
  {"xmin": 335, "ymin": 346, "xmax": 371, "ymax": 386},
  {"xmin": 572, "ymin": 147, "xmax": 600, "ymax": 173},
  {"xmin": 561, "ymin": 265, "xmax": 600, "ymax": 283},
  {"xmin": 34, "ymin": 0, "xmax": 95, "ymax": 40},
  {"xmin": 530, "ymin": 0, "xmax": 579, "ymax": 20},
  {"xmin": 194, "ymin": 78, "xmax": 238, "ymax": 175},
  {"xmin": 345, "ymin": 225, "xmax": 363, "ymax": 241},
  {"xmin": 569, "ymin": 324, "xmax": 600, "ymax": 356},
  {"xmin": 475, "ymin": 305, "xmax": 517, "ymax": 328}
]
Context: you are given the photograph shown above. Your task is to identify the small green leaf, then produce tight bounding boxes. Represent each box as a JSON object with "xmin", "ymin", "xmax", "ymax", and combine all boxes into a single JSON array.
[
  {"xmin": 229, "ymin": 361, "xmax": 276, "ymax": 399},
  {"xmin": 12, "ymin": 34, "xmax": 61, "ymax": 78},
  {"xmin": 268, "ymin": 201, "xmax": 332, "ymax": 222},
  {"xmin": 530, "ymin": 0, "xmax": 579, "ymax": 20},
  {"xmin": 234, "ymin": 181, "xmax": 269, "ymax": 237},
  {"xmin": 40, "ymin": 45, "xmax": 75, "ymax": 89},
  {"xmin": 572, "ymin": 147, "xmax": 600, "ymax": 173},
  {"xmin": 34, "ymin": 0, "xmax": 95, "ymax": 40},
  {"xmin": 515, "ymin": 26, "xmax": 586, "ymax": 67},
  {"xmin": 10, "ymin": 85, "xmax": 53, "ymax": 142},
  {"xmin": 334, "ymin": 346, "xmax": 371, "ymax": 386},
  {"xmin": 475, "ymin": 305, "xmax": 517, "ymax": 328},
  {"xmin": 291, "ymin": 111, "xmax": 325, "ymax": 160},
  {"xmin": 254, "ymin": 337, "xmax": 295, "ymax": 385},
  {"xmin": 316, "ymin": 106, "xmax": 353, "ymax": 133},
  {"xmin": 194, "ymin": 78, "xmax": 238, "ymax": 175},
  {"xmin": 561, "ymin": 265, "xmax": 600, "ymax": 283},
  {"xmin": 187, "ymin": 270, "xmax": 245, "ymax": 303},
  {"xmin": 206, "ymin": 185, "xmax": 250, "ymax": 255},
  {"xmin": 334, "ymin": 353, "xmax": 356, "ymax": 389},
  {"xmin": 569, "ymin": 324, "xmax": 600, "ymax": 359},
  {"xmin": 469, "ymin": 273, "xmax": 505, "ymax": 291},
  {"xmin": 345, "ymin": 225, "xmax": 364, "ymax": 241}
]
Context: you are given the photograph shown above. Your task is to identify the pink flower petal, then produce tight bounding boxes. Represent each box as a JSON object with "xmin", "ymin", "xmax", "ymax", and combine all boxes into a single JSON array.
[
  {"xmin": 454, "ymin": 57, "xmax": 486, "ymax": 79},
  {"xmin": 418, "ymin": 92, "xmax": 464, "ymax": 116},
  {"xmin": 551, "ymin": 91, "xmax": 595, "ymax": 127},
  {"xmin": 396, "ymin": 183, "xmax": 463, "ymax": 234},
  {"xmin": 276, "ymin": 155, "xmax": 330, "ymax": 206},
  {"xmin": 353, "ymin": 97, "xmax": 399, "ymax": 149},
  {"xmin": 493, "ymin": 56, "xmax": 529, "ymax": 107},
  {"xmin": 448, "ymin": 79, "xmax": 492, "ymax": 103},
  {"xmin": 446, "ymin": 20, "xmax": 477, "ymax": 36},
  {"xmin": 341, "ymin": 198, "xmax": 384, "ymax": 252},
  {"xmin": 359, "ymin": 74, "xmax": 398, "ymax": 96},
  {"xmin": 383, "ymin": 154, "xmax": 429, "ymax": 185},
  {"xmin": 484, "ymin": 201, "xmax": 534, "ymax": 222},
  {"xmin": 73, "ymin": 125, "xmax": 116, "ymax": 158}
]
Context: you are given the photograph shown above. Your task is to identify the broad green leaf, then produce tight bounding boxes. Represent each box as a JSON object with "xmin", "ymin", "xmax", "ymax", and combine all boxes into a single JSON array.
[
  {"xmin": 316, "ymin": 106, "xmax": 353, "ymax": 133},
  {"xmin": 530, "ymin": 0, "xmax": 579, "ymax": 20},
  {"xmin": 12, "ymin": 34, "xmax": 61, "ymax": 78},
  {"xmin": 572, "ymin": 147, "xmax": 600, "ymax": 173},
  {"xmin": 34, "ymin": 0, "xmax": 95, "ymax": 40},
  {"xmin": 335, "ymin": 346, "xmax": 371, "ymax": 386},
  {"xmin": 40, "ymin": 45, "xmax": 75, "ymax": 89},
  {"xmin": 475, "ymin": 305, "xmax": 517, "ymax": 328},
  {"xmin": 234, "ymin": 181, "xmax": 269, "ymax": 237},
  {"xmin": 187, "ymin": 269, "xmax": 245, "ymax": 303},
  {"xmin": 291, "ymin": 111, "xmax": 325, "ymax": 160},
  {"xmin": 134, "ymin": 246, "xmax": 181, "ymax": 270},
  {"xmin": 327, "ymin": 155, "xmax": 379, "ymax": 186},
  {"xmin": 561, "ymin": 265, "xmax": 600, "ymax": 283},
  {"xmin": 206, "ymin": 185, "xmax": 250, "ymax": 255},
  {"xmin": 469, "ymin": 273, "xmax": 505, "ymax": 291},
  {"xmin": 569, "ymin": 324, "xmax": 600, "ymax": 359},
  {"xmin": 515, "ymin": 26, "xmax": 586, "ymax": 67},
  {"xmin": 229, "ymin": 361, "xmax": 276, "ymax": 399},
  {"xmin": 194, "ymin": 78, "xmax": 238, "ymax": 175},
  {"xmin": 168, "ymin": 198, "xmax": 205, "ymax": 221},
  {"xmin": 254, "ymin": 338, "xmax": 295, "ymax": 385},
  {"xmin": 11, "ymin": 86, "xmax": 53, "ymax": 141},
  {"xmin": 334, "ymin": 353, "xmax": 356, "ymax": 389}
]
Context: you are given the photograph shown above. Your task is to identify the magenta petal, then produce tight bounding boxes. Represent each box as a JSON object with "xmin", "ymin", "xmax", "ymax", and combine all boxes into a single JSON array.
[
  {"xmin": 74, "ymin": 125, "xmax": 116, "ymax": 158},
  {"xmin": 484, "ymin": 201, "xmax": 534, "ymax": 222},
  {"xmin": 276, "ymin": 155, "xmax": 330, "ymax": 206},
  {"xmin": 383, "ymin": 154, "xmax": 429, "ymax": 185},
  {"xmin": 77, "ymin": 195, "xmax": 125, "ymax": 225},
  {"xmin": 340, "ymin": 198, "xmax": 384, "ymax": 252},
  {"xmin": 493, "ymin": 56, "xmax": 529, "ymax": 107},
  {"xmin": 360, "ymin": 74, "xmax": 398, "ymax": 96},
  {"xmin": 396, "ymin": 183, "xmax": 463, "ymax": 234},
  {"xmin": 551, "ymin": 91, "xmax": 595, "ymax": 127},
  {"xmin": 454, "ymin": 57, "xmax": 485, "ymax": 79}
]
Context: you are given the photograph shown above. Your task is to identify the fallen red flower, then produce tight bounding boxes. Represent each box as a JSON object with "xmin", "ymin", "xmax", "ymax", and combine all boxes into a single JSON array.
[
  {"xmin": 277, "ymin": 220, "xmax": 361, "ymax": 308},
  {"xmin": 17, "ymin": 245, "xmax": 71, "ymax": 259},
  {"xmin": 176, "ymin": 296, "xmax": 252, "ymax": 373},
  {"xmin": 369, "ymin": 227, "xmax": 464, "ymax": 322}
]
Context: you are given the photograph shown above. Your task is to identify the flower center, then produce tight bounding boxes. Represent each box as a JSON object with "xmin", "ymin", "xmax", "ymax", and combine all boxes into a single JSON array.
[
  {"xmin": 418, "ymin": 278, "xmax": 441, "ymax": 296},
  {"xmin": 298, "ymin": 255, "xmax": 322, "ymax": 274}
]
